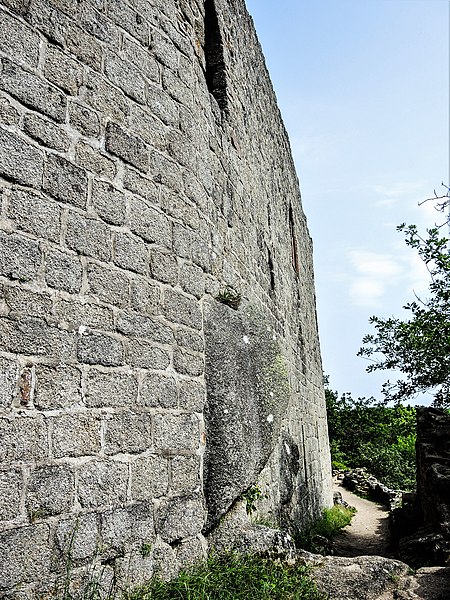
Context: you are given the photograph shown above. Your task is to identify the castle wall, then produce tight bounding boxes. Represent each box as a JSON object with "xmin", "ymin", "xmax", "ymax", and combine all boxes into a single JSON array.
[{"xmin": 0, "ymin": 0, "xmax": 332, "ymax": 594}]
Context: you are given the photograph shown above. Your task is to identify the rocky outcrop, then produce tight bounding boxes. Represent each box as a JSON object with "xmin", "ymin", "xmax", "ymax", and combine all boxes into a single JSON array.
[
  {"xmin": 416, "ymin": 408, "xmax": 450, "ymax": 544},
  {"xmin": 391, "ymin": 408, "xmax": 450, "ymax": 568}
]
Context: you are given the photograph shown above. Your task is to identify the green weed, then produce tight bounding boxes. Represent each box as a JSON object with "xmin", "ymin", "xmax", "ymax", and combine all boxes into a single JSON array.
[
  {"xmin": 296, "ymin": 505, "xmax": 356, "ymax": 554},
  {"xmin": 124, "ymin": 552, "xmax": 326, "ymax": 600},
  {"xmin": 216, "ymin": 286, "xmax": 241, "ymax": 309}
]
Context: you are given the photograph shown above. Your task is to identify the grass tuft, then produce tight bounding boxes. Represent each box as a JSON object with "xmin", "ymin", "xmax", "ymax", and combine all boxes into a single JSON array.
[
  {"xmin": 124, "ymin": 552, "xmax": 326, "ymax": 600},
  {"xmin": 296, "ymin": 505, "xmax": 356, "ymax": 554}
]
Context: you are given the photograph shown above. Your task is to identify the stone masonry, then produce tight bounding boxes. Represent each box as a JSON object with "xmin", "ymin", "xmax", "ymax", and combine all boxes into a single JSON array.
[{"xmin": 0, "ymin": 0, "xmax": 332, "ymax": 595}]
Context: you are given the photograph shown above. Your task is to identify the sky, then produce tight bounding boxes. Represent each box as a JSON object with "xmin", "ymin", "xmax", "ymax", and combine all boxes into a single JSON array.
[{"xmin": 245, "ymin": 0, "xmax": 449, "ymax": 402}]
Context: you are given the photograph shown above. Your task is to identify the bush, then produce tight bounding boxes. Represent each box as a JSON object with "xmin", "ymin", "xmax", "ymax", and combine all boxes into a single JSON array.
[
  {"xmin": 125, "ymin": 552, "xmax": 326, "ymax": 600},
  {"xmin": 326, "ymin": 385, "xmax": 416, "ymax": 490},
  {"xmin": 296, "ymin": 505, "xmax": 356, "ymax": 554}
]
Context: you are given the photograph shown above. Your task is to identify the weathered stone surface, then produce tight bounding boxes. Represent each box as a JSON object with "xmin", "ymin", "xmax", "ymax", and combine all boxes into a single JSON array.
[
  {"xmin": 0, "ymin": 356, "xmax": 17, "ymax": 409},
  {"xmin": 91, "ymin": 180, "xmax": 126, "ymax": 225},
  {"xmin": 77, "ymin": 331, "xmax": 123, "ymax": 366},
  {"xmin": 55, "ymin": 513, "xmax": 99, "ymax": 565},
  {"xmin": 0, "ymin": 469, "xmax": 22, "ymax": 521},
  {"xmin": 154, "ymin": 413, "xmax": 200, "ymax": 454},
  {"xmin": 34, "ymin": 365, "xmax": 81, "ymax": 410},
  {"xmin": 126, "ymin": 339, "xmax": 170, "ymax": 369},
  {"xmin": 0, "ymin": 0, "xmax": 332, "ymax": 592},
  {"xmin": 101, "ymin": 502, "xmax": 155, "ymax": 556},
  {"xmin": 66, "ymin": 212, "xmax": 111, "ymax": 261},
  {"xmin": 106, "ymin": 121, "xmax": 148, "ymax": 171},
  {"xmin": 45, "ymin": 249, "xmax": 83, "ymax": 293},
  {"xmin": 0, "ymin": 416, "xmax": 48, "ymax": 463},
  {"xmin": 0, "ymin": 58, "xmax": 66, "ymax": 122},
  {"xmin": 51, "ymin": 413, "xmax": 101, "ymax": 458},
  {"xmin": 0, "ymin": 10, "xmax": 40, "ymax": 68},
  {"xmin": 0, "ymin": 316, "xmax": 76, "ymax": 359},
  {"xmin": 0, "ymin": 524, "xmax": 52, "ymax": 590},
  {"xmin": 77, "ymin": 459, "xmax": 128, "ymax": 508},
  {"xmin": 4, "ymin": 286, "xmax": 52, "ymax": 320},
  {"xmin": 171, "ymin": 455, "xmax": 201, "ymax": 494},
  {"xmin": 43, "ymin": 153, "xmax": 88, "ymax": 208},
  {"xmin": 131, "ymin": 454, "xmax": 168, "ymax": 500},
  {"xmin": 140, "ymin": 372, "xmax": 178, "ymax": 409},
  {"xmin": 155, "ymin": 494, "xmax": 206, "ymax": 543},
  {"xmin": 26, "ymin": 465, "xmax": 74, "ymax": 518},
  {"xmin": 68, "ymin": 100, "xmax": 101, "ymax": 137},
  {"xmin": 7, "ymin": 188, "xmax": 61, "ymax": 241},
  {"xmin": 75, "ymin": 141, "xmax": 117, "ymax": 179},
  {"xmin": 0, "ymin": 127, "xmax": 43, "ymax": 187},
  {"xmin": 44, "ymin": 44, "xmax": 84, "ymax": 95},
  {"xmin": 308, "ymin": 554, "xmax": 410, "ymax": 600},
  {"xmin": 203, "ymin": 300, "xmax": 291, "ymax": 529},
  {"xmin": 396, "ymin": 407, "xmax": 450, "ymax": 567},
  {"xmin": 129, "ymin": 197, "xmax": 172, "ymax": 247},
  {"xmin": 163, "ymin": 288, "xmax": 202, "ymax": 330},
  {"xmin": 23, "ymin": 112, "xmax": 71, "ymax": 151},
  {"xmin": 87, "ymin": 263, "xmax": 130, "ymax": 308},
  {"xmin": 104, "ymin": 411, "xmax": 152, "ymax": 455},
  {"xmin": 84, "ymin": 369, "xmax": 138, "ymax": 409}
]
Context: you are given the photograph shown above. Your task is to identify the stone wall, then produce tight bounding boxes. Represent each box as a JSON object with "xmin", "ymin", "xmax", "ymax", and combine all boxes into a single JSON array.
[{"xmin": 0, "ymin": 0, "xmax": 332, "ymax": 595}]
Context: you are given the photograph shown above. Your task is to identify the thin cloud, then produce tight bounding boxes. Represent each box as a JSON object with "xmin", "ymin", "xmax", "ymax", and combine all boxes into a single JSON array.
[
  {"xmin": 372, "ymin": 182, "xmax": 424, "ymax": 208},
  {"xmin": 346, "ymin": 248, "xmax": 430, "ymax": 309}
]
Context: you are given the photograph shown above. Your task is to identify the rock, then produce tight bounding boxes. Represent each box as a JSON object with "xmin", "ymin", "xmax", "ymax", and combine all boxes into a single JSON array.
[
  {"xmin": 310, "ymin": 554, "xmax": 410, "ymax": 600},
  {"xmin": 207, "ymin": 501, "xmax": 295, "ymax": 555},
  {"xmin": 203, "ymin": 300, "xmax": 291, "ymax": 531}
]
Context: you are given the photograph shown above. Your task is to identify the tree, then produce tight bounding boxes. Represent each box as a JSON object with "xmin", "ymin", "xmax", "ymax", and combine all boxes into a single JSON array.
[
  {"xmin": 325, "ymin": 384, "xmax": 416, "ymax": 490},
  {"xmin": 358, "ymin": 185, "xmax": 450, "ymax": 407}
]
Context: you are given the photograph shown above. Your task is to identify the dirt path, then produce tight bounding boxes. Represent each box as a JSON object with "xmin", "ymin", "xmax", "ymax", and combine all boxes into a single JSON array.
[
  {"xmin": 333, "ymin": 479, "xmax": 393, "ymax": 558},
  {"xmin": 315, "ymin": 481, "xmax": 450, "ymax": 598}
]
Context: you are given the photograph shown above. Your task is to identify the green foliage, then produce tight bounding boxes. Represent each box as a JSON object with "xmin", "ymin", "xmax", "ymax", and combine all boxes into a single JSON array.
[
  {"xmin": 358, "ymin": 186, "xmax": 450, "ymax": 408},
  {"xmin": 216, "ymin": 286, "xmax": 242, "ymax": 310},
  {"xmin": 325, "ymin": 386, "xmax": 416, "ymax": 490},
  {"xmin": 296, "ymin": 505, "xmax": 356, "ymax": 554},
  {"xmin": 125, "ymin": 552, "xmax": 326, "ymax": 600},
  {"xmin": 140, "ymin": 543, "xmax": 152, "ymax": 558},
  {"xmin": 242, "ymin": 485, "xmax": 263, "ymax": 515}
]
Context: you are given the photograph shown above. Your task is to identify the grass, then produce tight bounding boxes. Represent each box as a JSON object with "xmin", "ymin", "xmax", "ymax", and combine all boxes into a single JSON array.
[
  {"xmin": 124, "ymin": 552, "xmax": 327, "ymax": 600},
  {"xmin": 296, "ymin": 505, "xmax": 356, "ymax": 554}
]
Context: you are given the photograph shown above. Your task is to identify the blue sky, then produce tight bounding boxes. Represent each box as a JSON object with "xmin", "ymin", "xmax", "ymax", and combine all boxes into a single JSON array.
[{"xmin": 245, "ymin": 0, "xmax": 449, "ymax": 401}]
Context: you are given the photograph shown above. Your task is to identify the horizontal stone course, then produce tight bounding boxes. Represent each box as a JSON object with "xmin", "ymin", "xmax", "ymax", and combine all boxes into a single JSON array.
[{"xmin": 0, "ymin": 58, "xmax": 66, "ymax": 122}]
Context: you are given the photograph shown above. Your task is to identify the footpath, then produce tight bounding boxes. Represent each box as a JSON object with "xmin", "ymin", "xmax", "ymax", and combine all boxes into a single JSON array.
[{"xmin": 320, "ymin": 480, "xmax": 450, "ymax": 600}]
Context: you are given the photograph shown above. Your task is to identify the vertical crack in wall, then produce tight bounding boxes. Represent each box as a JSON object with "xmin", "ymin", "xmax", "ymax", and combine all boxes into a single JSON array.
[
  {"xmin": 268, "ymin": 247, "xmax": 276, "ymax": 292},
  {"xmin": 289, "ymin": 204, "xmax": 300, "ymax": 274},
  {"xmin": 204, "ymin": 0, "xmax": 228, "ymax": 112}
]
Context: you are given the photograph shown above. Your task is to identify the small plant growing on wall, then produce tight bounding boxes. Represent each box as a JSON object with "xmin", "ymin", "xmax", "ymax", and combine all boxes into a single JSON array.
[
  {"xmin": 241, "ymin": 485, "xmax": 263, "ymax": 516},
  {"xmin": 216, "ymin": 286, "xmax": 241, "ymax": 310}
]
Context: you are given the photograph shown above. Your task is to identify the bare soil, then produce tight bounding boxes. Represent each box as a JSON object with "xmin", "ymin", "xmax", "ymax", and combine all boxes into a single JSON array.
[{"xmin": 333, "ymin": 479, "xmax": 393, "ymax": 558}]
